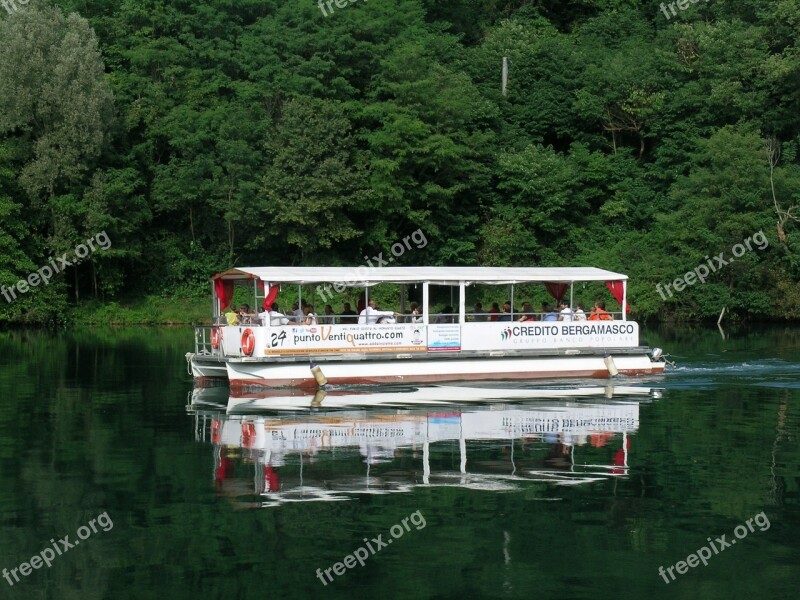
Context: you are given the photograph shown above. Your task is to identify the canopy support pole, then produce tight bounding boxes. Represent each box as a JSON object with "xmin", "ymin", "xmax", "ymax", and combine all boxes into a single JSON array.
[
  {"xmin": 569, "ymin": 282, "xmax": 574, "ymax": 309},
  {"xmin": 212, "ymin": 280, "xmax": 218, "ymax": 319},
  {"xmin": 458, "ymin": 282, "xmax": 466, "ymax": 324},
  {"xmin": 622, "ymin": 281, "xmax": 627, "ymax": 321},
  {"xmin": 422, "ymin": 282, "xmax": 430, "ymax": 325}
]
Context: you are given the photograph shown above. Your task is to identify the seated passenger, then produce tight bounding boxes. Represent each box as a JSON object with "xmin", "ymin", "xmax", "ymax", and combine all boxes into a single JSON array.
[
  {"xmin": 574, "ymin": 303, "xmax": 587, "ymax": 321},
  {"xmin": 589, "ymin": 301, "xmax": 613, "ymax": 320},
  {"xmin": 258, "ymin": 304, "xmax": 270, "ymax": 325},
  {"xmin": 291, "ymin": 302, "xmax": 304, "ymax": 324},
  {"xmin": 264, "ymin": 302, "xmax": 289, "ymax": 326},
  {"xmin": 303, "ymin": 305, "xmax": 318, "ymax": 325},
  {"xmin": 358, "ymin": 300, "xmax": 398, "ymax": 325},
  {"xmin": 339, "ymin": 303, "xmax": 358, "ymax": 324},
  {"xmin": 224, "ymin": 307, "xmax": 239, "ymax": 326},
  {"xmin": 517, "ymin": 302, "xmax": 535, "ymax": 322},
  {"xmin": 497, "ymin": 301, "xmax": 513, "ymax": 322},
  {"xmin": 488, "ymin": 302, "xmax": 500, "ymax": 321},
  {"xmin": 558, "ymin": 301, "xmax": 573, "ymax": 321},
  {"xmin": 409, "ymin": 302, "xmax": 424, "ymax": 324},
  {"xmin": 541, "ymin": 303, "xmax": 558, "ymax": 321},
  {"xmin": 435, "ymin": 306, "xmax": 454, "ymax": 324},
  {"xmin": 471, "ymin": 303, "xmax": 485, "ymax": 322},
  {"xmin": 238, "ymin": 304, "xmax": 257, "ymax": 325},
  {"xmin": 319, "ymin": 304, "xmax": 336, "ymax": 324}
]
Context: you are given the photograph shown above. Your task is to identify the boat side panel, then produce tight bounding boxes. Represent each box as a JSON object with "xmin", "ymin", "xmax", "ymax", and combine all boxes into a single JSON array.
[
  {"xmin": 226, "ymin": 355, "xmax": 663, "ymax": 390},
  {"xmin": 217, "ymin": 321, "xmax": 642, "ymax": 359}
]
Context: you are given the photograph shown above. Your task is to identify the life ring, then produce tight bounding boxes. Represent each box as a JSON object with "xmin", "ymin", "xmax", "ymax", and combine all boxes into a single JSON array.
[
  {"xmin": 241, "ymin": 328, "xmax": 255, "ymax": 356},
  {"xmin": 211, "ymin": 327, "xmax": 221, "ymax": 350}
]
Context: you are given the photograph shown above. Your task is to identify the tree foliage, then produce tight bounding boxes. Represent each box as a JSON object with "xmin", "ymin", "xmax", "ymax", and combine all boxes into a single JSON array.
[{"xmin": 0, "ymin": 0, "xmax": 798, "ymax": 322}]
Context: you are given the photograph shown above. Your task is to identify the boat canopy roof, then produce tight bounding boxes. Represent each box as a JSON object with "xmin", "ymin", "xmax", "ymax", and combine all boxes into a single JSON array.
[{"xmin": 213, "ymin": 266, "xmax": 627, "ymax": 285}]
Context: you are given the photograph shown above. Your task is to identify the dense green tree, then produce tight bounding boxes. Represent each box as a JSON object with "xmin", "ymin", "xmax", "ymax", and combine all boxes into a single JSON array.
[
  {"xmin": 0, "ymin": 0, "xmax": 798, "ymax": 322},
  {"xmin": 0, "ymin": 2, "xmax": 115, "ymax": 303},
  {"xmin": 258, "ymin": 97, "xmax": 370, "ymax": 261}
]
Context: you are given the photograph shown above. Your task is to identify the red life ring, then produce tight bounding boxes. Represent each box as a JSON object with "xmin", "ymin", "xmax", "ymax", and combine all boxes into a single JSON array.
[
  {"xmin": 211, "ymin": 327, "xmax": 221, "ymax": 349},
  {"xmin": 241, "ymin": 329, "xmax": 255, "ymax": 356}
]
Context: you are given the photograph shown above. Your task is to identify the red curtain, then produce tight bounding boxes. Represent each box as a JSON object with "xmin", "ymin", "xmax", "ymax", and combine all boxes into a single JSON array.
[
  {"xmin": 214, "ymin": 279, "xmax": 234, "ymax": 310},
  {"xmin": 264, "ymin": 465, "xmax": 280, "ymax": 492},
  {"xmin": 257, "ymin": 281, "xmax": 280, "ymax": 309},
  {"xmin": 605, "ymin": 281, "xmax": 631, "ymax": 313},
  {"xmin": 544, "ymin": 282, "xmax": 568, "ymax": 303}
]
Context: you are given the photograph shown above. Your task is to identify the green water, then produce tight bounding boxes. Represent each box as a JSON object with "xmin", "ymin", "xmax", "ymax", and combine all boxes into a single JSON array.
[{"xmin": 0, "ymin": 326, "xmax": 798, "ymax": 599}]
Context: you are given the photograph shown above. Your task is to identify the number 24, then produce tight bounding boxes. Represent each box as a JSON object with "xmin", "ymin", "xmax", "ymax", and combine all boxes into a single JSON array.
[{"xmin": 270, "ymin": 331, "xmax": 286, "ymax": 347}]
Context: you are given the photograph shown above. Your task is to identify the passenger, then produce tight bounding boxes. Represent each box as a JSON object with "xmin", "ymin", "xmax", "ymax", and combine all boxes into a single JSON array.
[
  {"xmin": 267, "ymin": 303, "xmax": 289, "ymax": 326},
  {"xmin": 408, "ymin": 302, "xmax": 424, "ymax": 324},
  {"xmin": 497, "ymin": 301, "xmax": 513, "ymax": 322},
  {"xmin": 319, "ymin": 304, "xmax": 336, "ymax": 324},
  {"xmin": 541, "ymin": 303, "xmax": 558, "ymax": 321},
  {"xmin": 574, "ymin": 303, "xmax": 587, "ymax": 321},
  {"xmin": 357, "ymin": 292, "xmax": 367, "ymax": 314},
  {"xmin": 224, "ymin": 307, "xmax": 239, "ymax": 326},
  {"xmin": 238, "ymin": 304, "xmax": 257, "ymax": 325},
  {"xmin": 258, "ymin": 304, "xmax": 270, "ymax": 325},
  {"xmin": 358, "ymin": 300, "xmax": 398, "ymax": 325},
  {"xmin": 339, "ymin": 303, "xmax": 358, "ymax": 324},
  {"xmin": 291, "ymin": 302, "xmax": 304, "ymax": 324},
  {"xmin": 517, "ymin": 302, "xmax": 535, "ymax": 322},
  {"xmin": 589, "ymin": 301, "xmax": 613, "ymax": 320},
  {"xmin": 403, "ymin": 302, "xmax": 422, "ymax": 323},
  {"xmin": 488, "ymin": 302, "xmax": 500, "ymax": 321},
  {"xmin": 435, "ymin": 306, "xmax": 454, "ymax": 324},
  {"xmin": 558, "ymin": 301, "xmax": 573, "ymax": 321},
  {"xmin": 471, "ymin": 302, "xmax": 485, "ymax": 322},
  {"xmin": 303, "ymin": 304, "xmax": 317, "ymax": 325}
]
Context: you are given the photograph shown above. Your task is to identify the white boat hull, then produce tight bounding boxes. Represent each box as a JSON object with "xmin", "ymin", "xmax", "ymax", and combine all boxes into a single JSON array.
[
  {"xmin": 187, "ymin": 353, "xmax": 228, "ymax": 381},
  {"xmin": 223, "ymin": 353, "xmax": 664, "ymax": 390}
]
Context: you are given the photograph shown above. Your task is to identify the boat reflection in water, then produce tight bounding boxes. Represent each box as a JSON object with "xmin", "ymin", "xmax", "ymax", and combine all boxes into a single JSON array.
[{"xmin": 187, "ymin": 384, "xmax": 660, "ymax": 508}]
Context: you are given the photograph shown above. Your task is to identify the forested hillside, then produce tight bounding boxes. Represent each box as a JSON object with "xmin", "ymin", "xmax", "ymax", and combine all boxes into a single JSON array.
[{"xmin": 1, "ymin": 0, "xmax": 799, "ymax": 323}]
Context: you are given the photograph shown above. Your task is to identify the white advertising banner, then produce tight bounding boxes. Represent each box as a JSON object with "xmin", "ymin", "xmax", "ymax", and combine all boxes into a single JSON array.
[
  {"xmin": 460, "ymin": 321, "xmax": 639, "ymax": 351},
  {"xmin": 427, "ymin": 324, "xmax": 461, "ymax": 352},
  {"xmin": 263, "ymin": 324, "xmax": 428, "ymax": 355}
]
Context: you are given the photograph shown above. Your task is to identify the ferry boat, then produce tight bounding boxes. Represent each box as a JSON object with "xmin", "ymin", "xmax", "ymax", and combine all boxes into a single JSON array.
[{"xmin": 187, "ymin": 266, "xmax": 666, "ymax": 391}]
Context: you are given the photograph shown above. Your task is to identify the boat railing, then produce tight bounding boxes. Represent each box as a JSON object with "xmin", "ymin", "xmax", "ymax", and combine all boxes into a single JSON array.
[
  {"xmin": 464, "ymin": 311, "xmax": 620, "ymax": 322},
  {"xmin": 194, "ymin": 325, "xmax": 216, "ymax": 355},
  {"xmin": 223, "ymin": 311, "xmax": 624, "ymax": 325}
]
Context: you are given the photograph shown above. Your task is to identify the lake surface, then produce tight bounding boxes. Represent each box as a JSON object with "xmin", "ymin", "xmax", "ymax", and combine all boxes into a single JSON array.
[{"xmin": 0, "ymin": 325, "xmax": 797, "ymax": 599}]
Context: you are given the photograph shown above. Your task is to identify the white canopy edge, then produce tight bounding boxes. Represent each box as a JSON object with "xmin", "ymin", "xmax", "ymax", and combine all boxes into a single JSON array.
[{"xmin": 213, "ymin": 266, "xmax": 627, "ymax": 285}]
